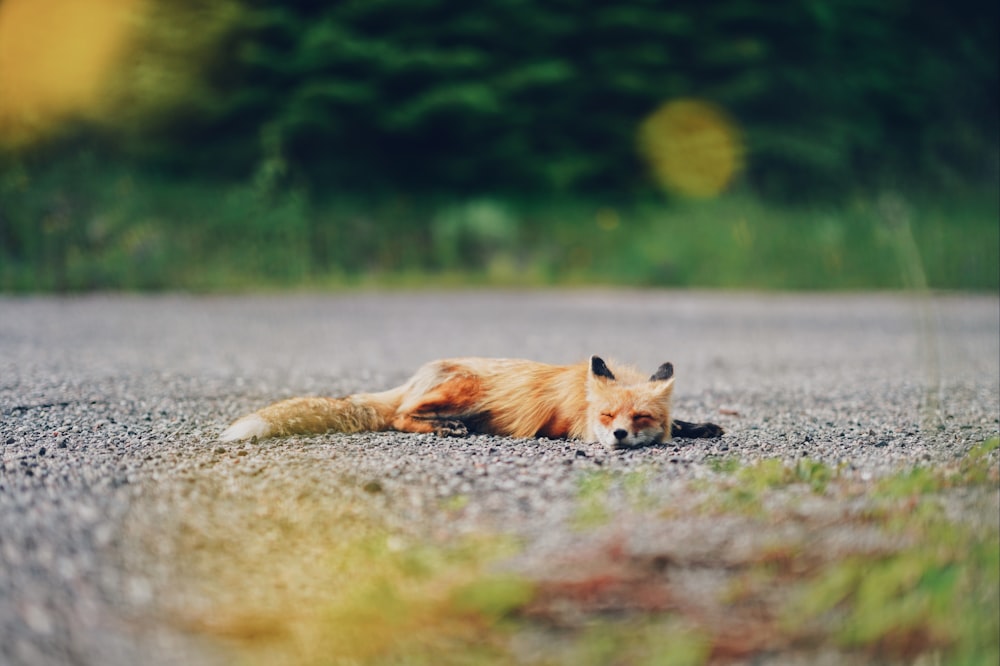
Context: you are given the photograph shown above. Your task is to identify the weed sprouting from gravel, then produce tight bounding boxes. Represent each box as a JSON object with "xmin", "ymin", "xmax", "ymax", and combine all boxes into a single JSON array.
[
  {"xmin": 696, "ymin": 457, "xmax": 839, "ymax": 515},
  {"xmin": 704, "ymin": 455, "xmax": 740, "ymax": 474},
  {"xmin": 572, "ymin": 468, "xmax": 658, "ymax": 529},
  {"xmin": 573, "ymin": 471, "xmax": 613, "ymax": 529}
]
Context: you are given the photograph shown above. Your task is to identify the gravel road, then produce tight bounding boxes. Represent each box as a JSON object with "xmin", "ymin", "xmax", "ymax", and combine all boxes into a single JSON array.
[{"xmin": 1, "ymin": 291, "xmax": 997, "ymax": 665}]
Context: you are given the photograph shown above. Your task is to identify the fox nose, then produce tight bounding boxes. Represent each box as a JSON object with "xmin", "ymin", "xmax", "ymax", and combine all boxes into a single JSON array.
[{"xmin": 613, "ymin": 429, "xmax": 628, "ymax": 441}]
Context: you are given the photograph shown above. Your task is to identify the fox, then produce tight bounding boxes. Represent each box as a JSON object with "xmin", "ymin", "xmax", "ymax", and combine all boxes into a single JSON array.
[{"xmin": 220, "ymin": 356, "xmax": 723, "ymax": 449}]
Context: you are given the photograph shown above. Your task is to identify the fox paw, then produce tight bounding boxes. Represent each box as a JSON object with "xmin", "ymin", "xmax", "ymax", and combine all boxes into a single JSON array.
[
  {"xmin": 698, "ymin": 422, "xmax": 725, "ymax": 438},
  {"xmin": 432, "ymin": 420, "xmax": 469, "ymax": 437},
  {"xmin": 671, "ymin": 420, "xmax": 724, "ymax": 439}
]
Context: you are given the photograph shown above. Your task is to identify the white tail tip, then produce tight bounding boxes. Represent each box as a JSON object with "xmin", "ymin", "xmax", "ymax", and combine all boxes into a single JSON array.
[{"xmin": 219, "ymin": 414, "xmax": 270, "ymax": 442}]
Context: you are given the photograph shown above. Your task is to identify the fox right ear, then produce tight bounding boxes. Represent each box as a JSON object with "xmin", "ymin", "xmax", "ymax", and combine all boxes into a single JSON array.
[
  {"xmin": 649, "ymin": 362, "xmax": 674, "ymax": 382},
  {"xmin": 590, "ymin": 356, "xmax": 616, "ymax": 381}
]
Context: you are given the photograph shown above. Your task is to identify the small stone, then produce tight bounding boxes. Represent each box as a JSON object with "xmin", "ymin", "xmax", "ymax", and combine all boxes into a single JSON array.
[{"xmin": 23, "ymin": 604, "xmax": 52, "ymax": 635}]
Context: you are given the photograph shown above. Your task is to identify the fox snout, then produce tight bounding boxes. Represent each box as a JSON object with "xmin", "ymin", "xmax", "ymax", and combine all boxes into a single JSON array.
[
  {"xmin": 609, "ymin": 427, "xmax": 653, "ymax": 449},
  {"xmin": 595, "ymin": 418, "xmax": 666, "ymax": 449}
]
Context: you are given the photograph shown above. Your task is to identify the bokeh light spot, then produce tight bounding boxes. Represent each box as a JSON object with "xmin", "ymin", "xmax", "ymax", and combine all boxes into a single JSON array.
[
  {"xmin": 638, "ymin": 99, "xmax": 744, "ymax": 198},
  {"xmin": 0, "ymin": 0, "xmax": 141, "ymax": 146}
]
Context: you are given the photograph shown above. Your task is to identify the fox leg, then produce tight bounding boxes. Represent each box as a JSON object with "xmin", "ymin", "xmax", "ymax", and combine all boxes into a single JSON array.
[
  {"xmin": 671, "ymin": 419, "xmax": 724, "ymax": 439},
  {"xmin": 392, "ymin": 413, "xmax": 470, "ymax": 437},
  {"xmin": 391, "ymin": 373, "xmax": 483, "ymax": 437}
]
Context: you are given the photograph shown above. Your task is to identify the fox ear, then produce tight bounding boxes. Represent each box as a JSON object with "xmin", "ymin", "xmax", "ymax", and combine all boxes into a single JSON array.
[
  {"xmin": 649, "ymin": 362, "xmax": 674, "ymax": 382},
  {"xmin": 590, "ymin": 356, "xmax": 616, "ymax": 381}
]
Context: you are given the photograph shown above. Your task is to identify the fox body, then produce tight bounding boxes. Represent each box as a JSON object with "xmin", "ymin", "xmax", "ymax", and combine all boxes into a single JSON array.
[{"xmin": 220, "ymin": 356, "xmax": 722, "ymax": 449}]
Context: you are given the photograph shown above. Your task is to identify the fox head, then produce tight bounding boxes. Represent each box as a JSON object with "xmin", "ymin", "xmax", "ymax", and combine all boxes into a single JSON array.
[{"xmin": 586, "ymin": 355, "xmax": 675, "ymax": 449}]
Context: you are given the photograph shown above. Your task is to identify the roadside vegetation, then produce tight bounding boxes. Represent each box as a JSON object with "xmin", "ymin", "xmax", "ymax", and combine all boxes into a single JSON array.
[
  {"xmin": 2, "ymin": 0, "xmax": 996, "ymax": 293},
  {"xmin": 135, "ymin": 438, "xmax": 999, "ymax": 665},
  {"xmin": 2, "ymin": 155, "xmax": 996, "ymax": 292}
]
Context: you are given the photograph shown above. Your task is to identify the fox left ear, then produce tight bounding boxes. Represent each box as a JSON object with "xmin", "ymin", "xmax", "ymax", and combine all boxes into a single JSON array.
[
  {"xmin": 649, "ymin": 362, "xmax": 674, "ymax": 382},
  {"xmin": 590, "ymin": 356, "xmax": 616, "ymax": 381}
]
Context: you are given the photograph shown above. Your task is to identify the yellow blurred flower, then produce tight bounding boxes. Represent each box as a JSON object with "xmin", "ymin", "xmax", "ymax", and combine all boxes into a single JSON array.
[
  {"xmin": 638, "ymin": 98, "xmax": 744, "ymax": 198},
  {"xmin": 0, "ymin": 0, "xmax": 141, "ymax": 146}
]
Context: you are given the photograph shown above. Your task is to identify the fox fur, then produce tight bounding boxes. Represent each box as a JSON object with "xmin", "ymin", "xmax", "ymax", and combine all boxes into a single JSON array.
[{"xmin": 220, "ymin": 356, "xmax": 722, "ymax": 449}]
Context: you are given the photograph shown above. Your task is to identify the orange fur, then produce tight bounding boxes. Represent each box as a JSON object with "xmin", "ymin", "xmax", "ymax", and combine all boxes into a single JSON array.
[{"xmin": 220, "ymin": 356, "xmax": 698, "ymax": 449}]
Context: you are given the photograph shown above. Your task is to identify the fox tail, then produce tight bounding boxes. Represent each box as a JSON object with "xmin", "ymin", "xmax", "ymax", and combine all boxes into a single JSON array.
[{"xmin": 219, "ymin": 391, "xmax": 399, "ymax": 442}]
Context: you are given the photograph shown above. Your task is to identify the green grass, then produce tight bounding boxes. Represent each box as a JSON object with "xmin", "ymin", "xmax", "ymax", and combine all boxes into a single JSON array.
[
  {"xmin": 2, "ymin": 155, "xmax": 997, "ymax": 291},
  {"xmin": 788, "ymin": 516, "xmax": 999, "ymax": 664},
  {"xmin": 696, "ymin": 457, "xmax": 839, "ymax": 515},
  {"xmin": 787, "ymin": 442, "xmax": 1000, "ymax": 664},
  {"xmin": 573, "ymin": 469, "xmax": 659, "ymax": 528}
]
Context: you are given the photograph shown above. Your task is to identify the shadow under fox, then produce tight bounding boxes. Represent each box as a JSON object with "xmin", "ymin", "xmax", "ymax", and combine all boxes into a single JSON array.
[{"xmin": 221, "ymin": 356, "xmax": 723, "ymax": 449}]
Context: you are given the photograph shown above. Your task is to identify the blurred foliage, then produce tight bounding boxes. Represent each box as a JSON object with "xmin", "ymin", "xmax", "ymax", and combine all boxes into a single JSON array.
[
  {"xmin": 156, "ymin": 441, "xmax": 999, "ymax": 665},
  {"xmin": 112, "ymin": 0, "xmax": 1000, "ymax": 195},
  {"xmin": 1, "ymin": 151, "xmax": 996, "ymax": 291},
  {"xmin": 788, "ymin": 439, "xmax": 1000, "ymax": 664},
  {"xmin": 6, "ymin": 0, "xmax": 995, "ymax": 196},
  {"xmin": 0, "ymin": 0, "xmax": 997, "ymax": 291}
]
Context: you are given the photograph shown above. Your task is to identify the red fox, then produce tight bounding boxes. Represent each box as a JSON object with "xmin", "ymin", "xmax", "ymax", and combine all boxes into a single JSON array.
[{"xmin": 220, "ymin": 356, "xmax": 723, "ymax": 449}]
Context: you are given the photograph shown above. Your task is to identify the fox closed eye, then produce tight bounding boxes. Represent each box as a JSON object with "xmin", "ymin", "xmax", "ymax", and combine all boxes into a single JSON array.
[{"xmin": 632, "ymin": 414, "xmax": 656, "ymax": 427}]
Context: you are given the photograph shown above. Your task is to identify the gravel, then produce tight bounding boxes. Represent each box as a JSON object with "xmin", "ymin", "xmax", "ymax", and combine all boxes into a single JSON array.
[{"xmin": 1, "ymin": 291, "xmax": 997, "ymax": 665}]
